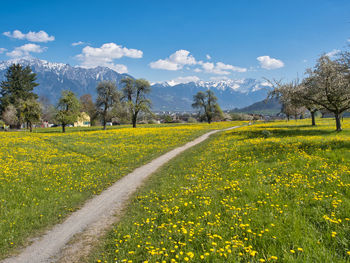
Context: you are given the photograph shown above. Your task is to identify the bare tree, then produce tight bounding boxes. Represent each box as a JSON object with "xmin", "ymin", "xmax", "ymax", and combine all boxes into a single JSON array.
[
  {"xmin": 266, "ymin": 79, "xmax": 306, "ymax": 121},
  {"xmin": 39, "ymin": 96, "xmax": 56, "ymax": 123},
  {"xmin": 96, "ymin": 81, "xmax": 120, "ymax": 130},
  {"xmin": 192, "ymin": 90, "xmax": 221, "ymax": 124},
  {"xmin": 121, "ymin": 78, "xmax": 151, "ymax": 128}
]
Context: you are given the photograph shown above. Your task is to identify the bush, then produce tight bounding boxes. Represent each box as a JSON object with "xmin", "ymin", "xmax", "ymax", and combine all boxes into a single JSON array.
[
  {"xmin": 148, "ymin": 119, "xmax": 158, "ymax": 124},
  {"xmin": 187, "ymin": 117, "xmax": 197, "ymax": 123},
  {"xmin": 164, "ymin": 115, "xmax": 173, "ymax": 123}
]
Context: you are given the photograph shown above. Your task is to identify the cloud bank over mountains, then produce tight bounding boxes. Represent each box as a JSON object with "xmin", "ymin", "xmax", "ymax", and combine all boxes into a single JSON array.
[
  {"xmin": 75, "ymin": 43, "xmax": 143, "ymax": 73},
  {"xmin": 149, "ymin": 49, "xmax": 247, "ymax": 75}
]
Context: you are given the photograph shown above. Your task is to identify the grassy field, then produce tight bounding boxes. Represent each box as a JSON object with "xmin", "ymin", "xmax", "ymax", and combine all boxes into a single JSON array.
[
  {"xmin": 0, "ymin": 121, "xmax": 243, "ymax": 258},
  {"xmin": 91, "ymin": 119, "xmax": 350, "ymax": 263}
]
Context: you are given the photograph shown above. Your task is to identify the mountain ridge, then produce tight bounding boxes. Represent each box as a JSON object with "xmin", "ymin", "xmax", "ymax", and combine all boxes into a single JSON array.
[{"xmin": 0, "ymin": 58, "xmax": 270, "ymax": 111}]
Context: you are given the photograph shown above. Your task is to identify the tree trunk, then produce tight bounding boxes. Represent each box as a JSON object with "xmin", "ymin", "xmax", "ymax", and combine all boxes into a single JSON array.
[
  {"xmin": 286, "ymin": 115, "xmax": 290, "ymax": 121},
  {"xmin": 311, "ymin": 111, "xmax": 316, "ymax": 126},
  {"xmin": 206, "ymin": 112, "xmax": 211, "ymax": 124},
  {"xmin": 29, "ymin": 122, "xmax": 33, "ymax": 132},
  {"xmin": 62, "ymin": 124, "xmax": 66, "ymax": 133},
  {"xmin": 132, "ymin": 114, "xmax": 137, "ymax": 128},
  {"xmin": 335, "ymin": 113, "xmax": 342, "ymax": 131},
  {"xmin": 103, "ymin": 109, "xmax": 107, "ymax": 130}
]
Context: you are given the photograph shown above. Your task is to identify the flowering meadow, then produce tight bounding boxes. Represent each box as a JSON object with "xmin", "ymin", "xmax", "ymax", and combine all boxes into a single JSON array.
[
  {"xmin": 92, "ymin": 119, "xmax": 350, "ymax": 262},
  {"xmin": 0, "ymin": 122, "xmax": 241, "ymax": 258}
]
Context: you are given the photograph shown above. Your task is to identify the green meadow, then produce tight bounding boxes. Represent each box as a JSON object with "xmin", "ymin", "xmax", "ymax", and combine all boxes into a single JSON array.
[
  {"xmin": 0, "ymin": 122, "xmax": 242, "ymax": 258},
  {"xmin": 91, "ymin": 119, "xmax": 350, "ymax": 263}
]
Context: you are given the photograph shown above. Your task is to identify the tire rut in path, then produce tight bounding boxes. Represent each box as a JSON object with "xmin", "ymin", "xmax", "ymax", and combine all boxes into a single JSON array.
[{"xmin": 2, "ymin": 126, "xmax": 241, "ymax": 263}]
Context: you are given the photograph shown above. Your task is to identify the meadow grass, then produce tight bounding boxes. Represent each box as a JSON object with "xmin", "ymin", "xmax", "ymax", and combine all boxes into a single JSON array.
[
  {"xmin": 0, "ymin": 121, "xmax": 244, "ymax": 258},
  {"xmin": 91, "ymin": 118, "xmax": 350, "ymax": 263},
  {"xmin": 30, "ymin": 123, "xmax": 199, "ymax": 134}
]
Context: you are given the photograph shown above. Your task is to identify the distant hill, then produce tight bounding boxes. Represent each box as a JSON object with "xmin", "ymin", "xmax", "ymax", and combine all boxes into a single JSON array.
[
  {"xmin": 231, "ymin": 98, "xmax": 281, "ymax": 115},
  {"xmin": 0, "ymin": 58, "xmax": 272, "ymax": 111}
]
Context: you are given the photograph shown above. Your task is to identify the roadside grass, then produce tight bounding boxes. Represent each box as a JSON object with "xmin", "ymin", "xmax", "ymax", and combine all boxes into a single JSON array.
[
  {"xmin": 91, "ymin": 118, "xmax": 350, "ymax": 263},
  {"xmin": 0, "ymin": 121, "xmax": 244, "ymax": 259}
]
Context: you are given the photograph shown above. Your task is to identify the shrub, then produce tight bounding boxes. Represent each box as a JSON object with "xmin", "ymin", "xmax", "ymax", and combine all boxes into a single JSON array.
[{"xmin": 187, "ymin": 117, "xmax": 197, "ymax": 123}]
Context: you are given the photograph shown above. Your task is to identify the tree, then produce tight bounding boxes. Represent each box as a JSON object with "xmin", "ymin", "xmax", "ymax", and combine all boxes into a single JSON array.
[
  {"xmin": 266, "ymin": 79, "xmax": 306, "ymax": 122},
  {"xmin": 80, "ymin": 94, "xmax": 98, "ymax": 125},
  {"xmin": 121, "ymin": 78, "xmax": 151, "ymax": 128},
  {"xmin": 96, "ymin": 81, "xmax": 120, "ymax": 130},
  {"xmin": 0, "ymin": 64, "xmax": 38, "ymax": 127},
  {"xmin": 301, "ymin": 55, "xmax": 350, "ymax": 131},
  {"xmin": 213, "ymin": 104, "xmax": 224, "ymax": 121},
  {"xmin": 192, "ymin": 90, "xmax": 220, "ymax": 124},
  {"xmin": 110, "ymin": 101, "xmax": 130, "ymax": 124},
  {"xmin": 2, "ymin": 104, "xmax": 18, "ymax": 127},
  {"xmin": 39, "ymin": 95, "xmax": 56, "ymax": 123},
  {"xmin": 56, "ymin": 91, "xmax": 81, "ymax": 133},
  {"xmin": 20, "ymin": 98, "xmax": 41, "ymax": 132},
  {"xmin": 294, "ymin": 78, "xmax": 320, "ymax": 126}
]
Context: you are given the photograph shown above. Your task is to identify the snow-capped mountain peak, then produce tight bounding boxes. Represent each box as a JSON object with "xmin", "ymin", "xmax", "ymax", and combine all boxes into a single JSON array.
[
  {"xmin": 0, "ymin": 58, "xmax": 270, "ymax": 110},
  {"xmin": 156, "ymin": 78, "xmax": 269, "ymax": 94}
]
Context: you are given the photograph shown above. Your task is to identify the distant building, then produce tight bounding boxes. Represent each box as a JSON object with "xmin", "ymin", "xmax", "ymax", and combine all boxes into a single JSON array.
[{"xmin": 74, "ymin": 112, "xmax": 91, "ymax": 127}]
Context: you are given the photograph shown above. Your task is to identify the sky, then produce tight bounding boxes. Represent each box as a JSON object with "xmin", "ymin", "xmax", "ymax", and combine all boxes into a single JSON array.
[{"xmin": 0, "ymin": 0, "xmax": 349, "ymax": 84}]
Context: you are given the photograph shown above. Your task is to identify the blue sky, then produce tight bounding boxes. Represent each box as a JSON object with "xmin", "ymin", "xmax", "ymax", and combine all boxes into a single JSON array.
[{"xmin": 0, "ymin": 0, "xmax": 349, "ymax": 84}]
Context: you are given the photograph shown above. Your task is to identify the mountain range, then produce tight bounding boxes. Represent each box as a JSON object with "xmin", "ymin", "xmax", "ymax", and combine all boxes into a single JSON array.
[{"xmin": 0, "ymin": 58, "xmax": 271, "ymax": 111}]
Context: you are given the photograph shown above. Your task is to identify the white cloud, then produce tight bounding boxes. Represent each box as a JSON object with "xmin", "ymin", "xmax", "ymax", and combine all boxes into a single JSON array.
[
  {"xmin": 0, "ymin": 48, "xmax": 6, "ymax": 54},
  {"xmin": 198, "ymin": 61, "xmax": 247, "ymax": 75},
  {"xmin": 76, "ymin": 42, "xmax": 143, "ymax": 73},
  {"xmin": 257, "ymin": 55, "xmax": 284, "ymax": 70},
  {"xmin": 150, "ymin": 49, "xmax": 247, "ymax": 75},
  {"xmin": 108, "ymin": 64, "xmax": 128, "ymax": 74},
  {"xmin": 167, "ymin": 75, "xmax": 200, "ymax": 86},
  {"xmin": 149, "ymin": 50, "xmax": 196, "ymax": 70},
  {"xmin": 325, "ymin": 49, "xmax": 340, "ymax": 58},
  {"xmin": 3, "ymin": 30, "xmax": 54, "ymax": 42},
  {"xmin": 72, "ymin": 41, "xmax": 86, "ymax": 46},
  {"xmin": 206, "ymin": 54, "xmax": 211, "ymax": 60},
  {"xmin": 6, "ymin": 44, "xmax": 46, "ymax": 58}
]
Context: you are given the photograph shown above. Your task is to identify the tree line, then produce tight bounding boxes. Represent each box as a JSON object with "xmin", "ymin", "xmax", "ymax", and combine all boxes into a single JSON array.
[
  {"xmin": 0, "ymin": 64, "xmax": 152, "ymax": 132},
  {"xmin": 0, "ymin": 63, "xmax": 226, "ymax": 133},
  {"xmin": 267, "ymin": 51, "xmax": 350, "ymax": 131}
]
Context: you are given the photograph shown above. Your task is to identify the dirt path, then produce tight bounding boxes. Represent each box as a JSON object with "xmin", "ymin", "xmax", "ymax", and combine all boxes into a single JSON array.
[{"xmin": 2, "ymin": 126, "xmax": 241, "ymax": 263}]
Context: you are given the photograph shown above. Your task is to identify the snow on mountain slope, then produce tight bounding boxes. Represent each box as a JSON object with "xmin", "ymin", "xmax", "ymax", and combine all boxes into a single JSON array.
[{"xmin": 0, "ymin": 58, "xmax": 271, "ymax": 110}]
